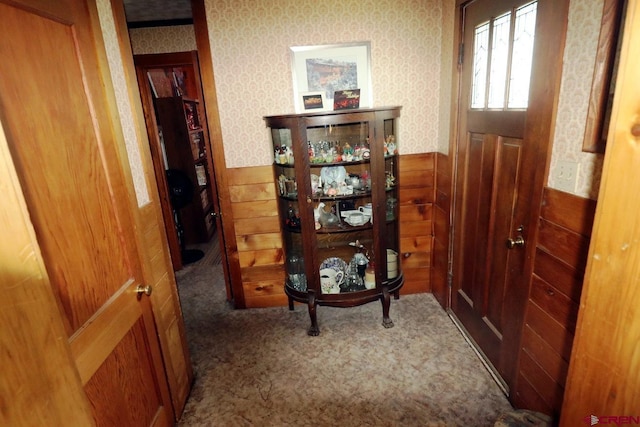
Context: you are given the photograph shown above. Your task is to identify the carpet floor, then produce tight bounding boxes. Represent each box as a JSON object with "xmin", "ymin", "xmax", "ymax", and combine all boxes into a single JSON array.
[{"xmin": 175, "ymin": 238, "xmax": 513, "ymax": 426}]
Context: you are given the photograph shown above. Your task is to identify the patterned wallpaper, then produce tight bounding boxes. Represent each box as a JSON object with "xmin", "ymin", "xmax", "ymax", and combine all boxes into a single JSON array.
[
  {"xmin": 549, "ymin": 0, "xmax": 605, "ymax": 199},
  {"xmin": 202, "ymin": 0, "xmax": 444, "ymax": 168},
  {"xmin": 127, "ymin": 0, "xmax": 606, "ymax": 199},
  {"xmin": 129, "ymin": 25, "xmax": 197, "ymax": 54},
  {"xmin": 438, "ymin": 0, "xmax": 456, "ymax": 155},
  {"xmin": 96, "ymin": 0, "xmax": 150, "ymax": 206}
]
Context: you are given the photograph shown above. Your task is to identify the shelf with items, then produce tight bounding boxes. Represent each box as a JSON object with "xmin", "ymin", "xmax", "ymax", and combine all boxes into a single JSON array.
[
  {"xmin": 155, "ymin": 95, "xmax": 215, "ymax": 245},
  {"xmin": 266, "ymin": 107, "xmax": 402, "ymax": 335},
  {"xmin": 189, "ymin": 130, "xmax": 205, "ymax": 161}
]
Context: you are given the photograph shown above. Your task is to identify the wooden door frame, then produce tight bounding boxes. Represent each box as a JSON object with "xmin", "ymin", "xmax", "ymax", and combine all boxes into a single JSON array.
[
  {"xmin": 133, "ymin": 55, "xmax": 183, "ymax": 271},
  {"xmin": 191, "ymin": 0, "xmax": 243, "ymax": 307},
  {"xmin": 134, "ymin": 51, "xmax": 209, "ymax": 272},
  {"xmin": 115, "ymin": 0, "xmax": 238, "ymax": 305},
  {"xmin": 448, "ymin": 0, "xmax": 571, "ymax": 392}
]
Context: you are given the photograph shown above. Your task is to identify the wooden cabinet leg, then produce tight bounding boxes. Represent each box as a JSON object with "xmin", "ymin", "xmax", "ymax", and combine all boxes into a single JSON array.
[
  {"xmin": 307, "ymin": 290, "xmax": 320, "ymax": 336},
  {"xmin": 381, "ymin": 285, "xmax": 394, "ymax": 328}
]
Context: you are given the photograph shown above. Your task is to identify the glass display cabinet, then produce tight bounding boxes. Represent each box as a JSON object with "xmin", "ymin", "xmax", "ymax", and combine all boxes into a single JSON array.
[{"xmin": 264, "ymin": 106, "xmax": 403, "ymax": 335}]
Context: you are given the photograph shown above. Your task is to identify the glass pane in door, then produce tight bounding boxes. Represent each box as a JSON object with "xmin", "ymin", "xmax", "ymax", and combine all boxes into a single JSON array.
[
  {"xmin": 487, "ymin": 12, "xmax": 511, "ymax": 108},
  {"xmin": 471, "ymin": 22, "xmax": 490, "ymax": 109},
  {"xmin": 508, "ymin": 1, "xmax": 538, "ymax": 108}
]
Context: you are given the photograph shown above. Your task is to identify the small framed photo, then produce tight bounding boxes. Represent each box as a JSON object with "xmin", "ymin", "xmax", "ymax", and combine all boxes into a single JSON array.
[
  {"xmin": 300, "ymin": 91, "xmax": 328, "ymax": 112},
  {"xmin": 333, "ymin": 89, "xmax": 360, "ymax": 110}
]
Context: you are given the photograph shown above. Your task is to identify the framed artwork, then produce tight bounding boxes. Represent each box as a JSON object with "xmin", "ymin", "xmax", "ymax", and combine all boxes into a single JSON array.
[
  {"xmin": 290, "ymin": 42, "xmax": 372, "ymax": 113},
  {"xmin": 300, "ymin": 91, "xmax": 328, "ymax": 112}
]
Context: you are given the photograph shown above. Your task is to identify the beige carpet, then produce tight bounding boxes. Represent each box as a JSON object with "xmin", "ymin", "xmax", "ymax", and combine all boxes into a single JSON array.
[{"xmin": 175, "ymin": 254, "xmax": 513, "ymax": 426}]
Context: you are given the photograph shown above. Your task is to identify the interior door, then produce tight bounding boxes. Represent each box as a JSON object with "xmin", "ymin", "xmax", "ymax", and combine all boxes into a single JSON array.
[
  {"xmin": 0, "ymin": 1, "xmax": 173, "ymax": 425},
  {"xmin": 451, "ymin": 0, "xmax": 569, "ymax": 392}
]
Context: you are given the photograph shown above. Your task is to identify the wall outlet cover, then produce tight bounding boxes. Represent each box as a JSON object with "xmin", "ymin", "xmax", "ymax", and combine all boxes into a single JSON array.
[{"xmin": 555, "ymin": 160, "xmax": 579, "ymax": 193}]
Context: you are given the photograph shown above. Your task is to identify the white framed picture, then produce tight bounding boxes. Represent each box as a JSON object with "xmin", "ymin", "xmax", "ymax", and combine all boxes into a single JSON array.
[{"xmin": 290, "ymin": 42, "xmax": 372, "ymax": 113}]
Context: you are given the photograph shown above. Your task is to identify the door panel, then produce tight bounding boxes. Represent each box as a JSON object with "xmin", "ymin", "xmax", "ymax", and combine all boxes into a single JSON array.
[
  {"xmin": 460, "ymin": 133, "xmax": 496, "ymax": 307},
  {"xmin": 85, "ymin": 319, "xmax": 163, "ymax": 426},
  {"xmin": 452, "ymin": 0, "xmax": 569, "ymax": 394},
  {"xmin": 486, "ymin": 137, "xmax": 523, "ymax": 331},
  {"xmin": 0, "ymin": 0, "xmax": 173, "ymax": 424},
  {"xmin": 0, "ymin": 3, "xmax": 131, "ymax": 331}
]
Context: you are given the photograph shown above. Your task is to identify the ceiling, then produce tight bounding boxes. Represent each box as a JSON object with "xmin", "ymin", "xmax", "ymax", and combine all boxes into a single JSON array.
[{"xmin": 123, "ymin": 0, "xmax": 192, "ymax": 27}]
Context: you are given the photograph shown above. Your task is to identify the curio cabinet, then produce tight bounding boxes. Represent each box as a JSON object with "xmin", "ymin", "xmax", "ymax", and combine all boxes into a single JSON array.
[{"xmin": 264, "ymin": 106, "xmax": 402, "ymax": 335}]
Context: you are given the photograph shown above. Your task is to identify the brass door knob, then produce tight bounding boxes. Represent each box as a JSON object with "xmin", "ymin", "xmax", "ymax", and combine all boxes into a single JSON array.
[
  {"xmin": 135, "ymin": 285, "xmax": 153, "ymax": 297},
  {"xmin": 506, "ymin": 236, "xmax": 525, "ymax": 249}
]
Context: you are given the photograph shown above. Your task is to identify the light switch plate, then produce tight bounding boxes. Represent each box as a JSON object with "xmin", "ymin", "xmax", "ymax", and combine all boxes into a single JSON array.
[{"xmin": 555, "ymin": 160, "xmax": 579, "ymax": 193}]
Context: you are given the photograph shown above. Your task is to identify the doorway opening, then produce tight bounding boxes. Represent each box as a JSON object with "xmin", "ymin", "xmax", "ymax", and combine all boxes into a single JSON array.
[{"xmin": 121, "ymin": 0, "xmax": 233, "ymax": 303}]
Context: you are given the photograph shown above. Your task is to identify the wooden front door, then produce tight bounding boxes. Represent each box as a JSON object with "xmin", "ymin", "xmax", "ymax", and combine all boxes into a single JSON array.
[
  {"xmin": 0, "ymin": 1, "xmax": 173, "ymax": 425},
  {"xmin": 451, "ymin": 0, "xmax": 569, "ymax": 392}
]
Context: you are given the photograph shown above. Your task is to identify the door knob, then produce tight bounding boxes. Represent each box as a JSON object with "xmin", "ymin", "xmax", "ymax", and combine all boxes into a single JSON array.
[
  {"xmin": 506, "ymin": 236, "xmax": 525, "ymax": 249},
  {"xmin": 135, "ymin": 284, "xmax": 153, "ymax": 297}
]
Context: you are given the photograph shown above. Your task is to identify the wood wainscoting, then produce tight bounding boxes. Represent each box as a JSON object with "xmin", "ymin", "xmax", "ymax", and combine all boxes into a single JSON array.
[
  {"xmin": 432, "ymin": 152, "xmax": 450, "ymax": 309},
  {"xmin": 228, "ymin": 165, "xmax": 287, "ymax": 308},
  {"xmin": 513, "ymin": 187, "xmax": 596, "ymax": 419},
  {"xmin": 227, "ymin": 153, "xmax": 435, "ymax": 308},
  {"xmin": 398, "ymin": 153, "xmax": 435, "ymax": 294}
]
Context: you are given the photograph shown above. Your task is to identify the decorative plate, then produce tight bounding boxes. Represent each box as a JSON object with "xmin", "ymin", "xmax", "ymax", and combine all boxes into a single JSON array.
[{"xmin": 319, "ymin": 257, "xmax": 348, "ymax": 276}]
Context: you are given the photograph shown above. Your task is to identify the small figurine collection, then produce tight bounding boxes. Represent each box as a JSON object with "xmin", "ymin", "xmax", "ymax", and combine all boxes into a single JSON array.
[
  {"xmin": 274, "ymin": 145, "xmax": 294, "ymax": 165},
  {"xmin": 276, "ymin": 135, "xmax": 398, "ymax": 231},
  {"xmin": 308, "ymin": 140, "xmax": 370, "ymax": 163},
  {"xmin": 274, "ymin": 134, "xmax": 397, "ymax": 166}
]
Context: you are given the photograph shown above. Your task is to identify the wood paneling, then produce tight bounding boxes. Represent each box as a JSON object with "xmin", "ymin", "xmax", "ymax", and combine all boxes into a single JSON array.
[
  {"xmin": 234, "ymin": 217, "xmax": 280, "ymax": 236},
  {"xmin": 432, "ymin": 152, "xmax": 450, "ymax": 308},
  {"xmin": 533, "ymin": 248, "xmax": 584, "ymax": 303},
  {"xmin": 238, "ymin": 248, "xmax": 284, "ymax": 267},
  {"xmin": 229, "ymin": 165, "xmax": 286, "ymax": 308},
  {"xmin": 398, "ymin": 153, "xmax": 435, "ymax": 294},
  {"xmin": 514, "ymin": 187, "xmax": 596, "ymax": 420},
  {"xmin": 236, "ymin": 232, "xmax": 282, "ymax": 252},
  {"xmin": 228, "ymin": 154, "xmax": 436, "ymax": 307},
  {"xmin": 241, "ymin": 264, "xmax": 288, "ymax": 308}
]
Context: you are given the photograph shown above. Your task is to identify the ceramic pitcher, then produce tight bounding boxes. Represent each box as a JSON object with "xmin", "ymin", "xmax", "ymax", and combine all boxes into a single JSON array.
[{"xmin": 319, "ymin": 268, "xmax": 344, "ymax": 294}]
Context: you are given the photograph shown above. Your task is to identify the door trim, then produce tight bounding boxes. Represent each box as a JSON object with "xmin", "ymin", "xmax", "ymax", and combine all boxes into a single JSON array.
[{"xmin": 192, "ymin": 0, "xmax": 242, "ymax": 307}]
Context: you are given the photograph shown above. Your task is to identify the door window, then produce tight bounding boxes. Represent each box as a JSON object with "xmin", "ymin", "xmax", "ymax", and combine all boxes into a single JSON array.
[{"xmin": 471, "ymin": 1, "xmax": 538, "ymax": 110}]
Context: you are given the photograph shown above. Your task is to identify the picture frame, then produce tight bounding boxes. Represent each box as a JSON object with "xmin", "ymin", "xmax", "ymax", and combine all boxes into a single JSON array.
[
  {"xmin": 300, "ymin": 91, "xmax": 329, "ymax": 112},
  {"xmin": 290, "ymin": 42, "xmax": 372, "ymax": 113},
  {"xmin": 333, "ymin": 89, "xmax": 360, "ymax": 110}
]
